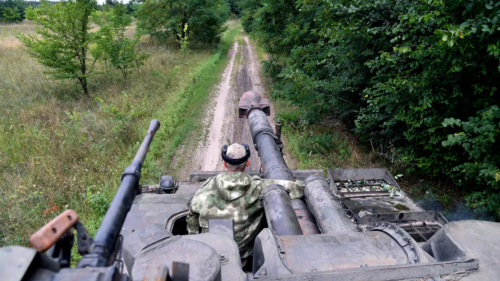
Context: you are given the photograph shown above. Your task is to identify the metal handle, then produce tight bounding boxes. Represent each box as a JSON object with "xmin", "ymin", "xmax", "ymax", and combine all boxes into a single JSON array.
[{"xmin": 29, "ymin": 209, "xmax": 79, "ymax": 252}]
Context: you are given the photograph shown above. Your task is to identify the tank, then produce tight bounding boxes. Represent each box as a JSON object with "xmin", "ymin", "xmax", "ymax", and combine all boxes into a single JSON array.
[{"xmin": 2, "ymin": 91, "xmax": 500, "ymax": 281}]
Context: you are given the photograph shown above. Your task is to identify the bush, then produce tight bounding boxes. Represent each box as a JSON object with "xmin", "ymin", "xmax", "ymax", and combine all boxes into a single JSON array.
[
  {"xmin": 24, "ymin": 5, "xmax": 38, "ymax": 20},
  {"xmin": 93, "ymin": 4, "xmax": 149, "ymax": 84},
  {"xmin": 136, "ymin": 0, "xmax": 230, "ymax": 47},
  {"xmin": 245, "ymin": 0, "xmax": 500, "ymax": 219}
]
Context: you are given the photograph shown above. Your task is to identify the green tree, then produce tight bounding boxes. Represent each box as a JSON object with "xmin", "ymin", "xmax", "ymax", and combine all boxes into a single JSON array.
[
  {"xmin": 236, "ymin": 0, "xmax": 261, "ymax": 32},
  {"xmin": 225, "ymin": 0, "xmax": 240, "ymax": 16},
  {"xmin": 18, "ymin": 0, "xmax": 97, "ymax": 98},
  {"xmin": 24, "ymin": 5, "xmax": 37, "ymax": 20},
  {"xmin": 94, "ymin": 4, "xmax": 149, "ymax": 84},
  {"xmin": 243, "ymin": 0, "xmax": 500, "ymax": 218},
  {"xmin": 1, "ymin": 7, "xmax": 21, "ymax": 22},
  {"xmin": 137, "ymin": 0, "xmax": 229, "ymax": 48},
  {"xmin": 0, "ymin": 0, "xmax": 26, "ymax": 22}
]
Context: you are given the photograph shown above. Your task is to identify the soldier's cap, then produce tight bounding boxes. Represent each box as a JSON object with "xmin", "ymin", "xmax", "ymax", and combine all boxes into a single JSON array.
[{"xmin": 221, "ymin": 143, "xmax": 250, "ymax": 165}]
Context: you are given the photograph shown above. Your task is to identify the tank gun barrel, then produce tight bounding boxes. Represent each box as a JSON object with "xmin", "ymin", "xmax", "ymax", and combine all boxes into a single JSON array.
[
  {"xmin": 239, "ymin": 92, "xmax": 303, "ymax": 236},
  {"xmin": 238, "ymin": 91, "xmax": 293, "ymax": 180},
  {"xmin": 78, "ymin": 120, "xmax": 160, "ymax": 267}
]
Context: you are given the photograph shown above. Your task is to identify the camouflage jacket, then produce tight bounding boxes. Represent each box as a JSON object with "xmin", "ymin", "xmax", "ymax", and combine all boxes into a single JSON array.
[{"xmin": 186, "ymin": 172, "xmax": 264, "ymax": 258}]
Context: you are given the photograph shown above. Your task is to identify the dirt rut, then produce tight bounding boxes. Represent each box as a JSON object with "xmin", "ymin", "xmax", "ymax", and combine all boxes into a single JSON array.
[{"xmin": 172, "ymin": 36, "xmax": 296, "ymax": 179}]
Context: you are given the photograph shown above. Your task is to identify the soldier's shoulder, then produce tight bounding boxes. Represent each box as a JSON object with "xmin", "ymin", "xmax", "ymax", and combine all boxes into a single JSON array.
[
  {"xmin": 191, "ymin": 177, "xmax": 217, "ymax": 197},
  {"xmin": 190, "ymin": 177, "xmax": 217, "ymax": 205}
]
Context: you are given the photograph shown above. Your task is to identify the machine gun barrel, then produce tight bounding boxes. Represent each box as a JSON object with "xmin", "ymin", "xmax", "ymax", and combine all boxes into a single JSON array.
[{"xmin": 79, "ymin": 120, "xmax": 160, "ymax": 267}]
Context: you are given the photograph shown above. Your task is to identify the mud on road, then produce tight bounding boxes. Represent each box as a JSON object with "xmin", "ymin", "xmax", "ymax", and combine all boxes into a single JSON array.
[{"xmin": 171, "ymin": 35, "xmax": 297, "ymax": 180}]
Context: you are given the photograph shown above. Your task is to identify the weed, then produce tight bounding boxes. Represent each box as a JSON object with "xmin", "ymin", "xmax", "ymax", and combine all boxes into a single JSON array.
[{"xmin": 86, "ymin": 186, "xmax": 111, "ymax": 217}]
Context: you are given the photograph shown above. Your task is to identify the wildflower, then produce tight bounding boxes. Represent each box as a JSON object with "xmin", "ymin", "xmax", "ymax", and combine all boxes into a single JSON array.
[{"xmin": 365, "ymin": 95, "xmax": 368, "ymax": 97}]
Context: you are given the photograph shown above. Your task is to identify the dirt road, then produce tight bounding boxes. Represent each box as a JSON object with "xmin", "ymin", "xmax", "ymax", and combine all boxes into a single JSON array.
[{"xmin": 172, "ymin": 35, "xmax": 297, "ymax": 179}]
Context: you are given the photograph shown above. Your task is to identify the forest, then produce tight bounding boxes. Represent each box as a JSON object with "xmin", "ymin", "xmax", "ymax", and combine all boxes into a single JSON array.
[{"xmin": 238, "ymin": 0, "xmax": 500, "ymax": 219}]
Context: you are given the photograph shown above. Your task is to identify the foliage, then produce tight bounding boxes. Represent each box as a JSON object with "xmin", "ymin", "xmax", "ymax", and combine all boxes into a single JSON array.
[
  {"xmin": 1, "ymin": 7, "xmax": 21, "ymax": 22},
  {"xmin": 443, "ymin": 106, "xmax": 500, "ymax": 217},
  {"xmin": 86, "ymin": 186, "xmax": 110, "ymax": 217},
  {"xmin": 225, "ymin": 0, "xmax": 241, "ymax": 16},
  {"xmin": 96, "ymin": 94, "xmax": 145, "ymax": 139},
  {"xmin": 93, "ymin": 4, "xmax": 149, "ymax": 84},
  {"xmin": 243, "ymin": 0, "xmax": 500, "ymax": 219},
  {"xmin": 24, "ymin": 5, "xmax": 38, "ymax": 20},
  {"xmin": 300, "ymin": 132, "xmax": 335, "ymax": 155},
  {"xmin": 237, "ymin": 0, "xmax": 261, "ymax": 32},
  {"xmin": 0, "ymin": 0, "xmax": 26, "ymax": 22},
  {"xmin": 136, "ymin": 0, "xmax": 230, "ymax": 47},
  {"xmin": 178, "ymin": 23, "xmax": 189, "ymax": 55},
  {"xmin": 126, "ymin": 0, "xmax": 141, "ymax": 17},
  {"xmin": 18, "ymin": 0, "xmax": 98, "ymax": 98}
]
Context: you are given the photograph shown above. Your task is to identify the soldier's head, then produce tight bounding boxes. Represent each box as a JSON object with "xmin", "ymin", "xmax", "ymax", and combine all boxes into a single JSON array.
[{"xmin": 221, "ymin": 143, "xmax": 250, "ymax": 172}]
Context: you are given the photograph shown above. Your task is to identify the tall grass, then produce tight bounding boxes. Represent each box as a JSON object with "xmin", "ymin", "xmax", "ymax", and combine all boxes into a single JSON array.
[
  {"xmin": 0, "ymin": 20, "xmax": 242, "ymax": 246},
  {"xmin": 272, "ymin": 99, "xmax": 382, "ymax": 170}
]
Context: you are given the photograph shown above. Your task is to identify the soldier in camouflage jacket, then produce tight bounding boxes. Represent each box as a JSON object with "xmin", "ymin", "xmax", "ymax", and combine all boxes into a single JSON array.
[{"xmin": 186, "ymin": 143, "xmax": 264, "ymax": 258}]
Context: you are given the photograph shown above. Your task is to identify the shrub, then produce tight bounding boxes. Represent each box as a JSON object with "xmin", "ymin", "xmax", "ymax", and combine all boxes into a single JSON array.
[
  {"xmin": 93, "ymin": 4, "xmax": 149, "ymax": 84},
  {"xmin": 136, "ymin": 0, "xmax": 230, "ymax": 47}
]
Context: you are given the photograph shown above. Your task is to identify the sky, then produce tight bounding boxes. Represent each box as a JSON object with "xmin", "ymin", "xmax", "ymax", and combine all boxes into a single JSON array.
[
  {"xmin": 95, "ymin": 0, "xmax": 132, "ymax": 5},
  {"xmin": 26, "ymin": 0, "xmax": 132, "ymax": 6}
]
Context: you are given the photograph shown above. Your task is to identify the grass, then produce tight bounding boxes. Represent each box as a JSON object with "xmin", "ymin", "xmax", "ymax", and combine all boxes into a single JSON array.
[{"xmin": 0, "ymin": 20, "xmax": 242, "ymax": 248}]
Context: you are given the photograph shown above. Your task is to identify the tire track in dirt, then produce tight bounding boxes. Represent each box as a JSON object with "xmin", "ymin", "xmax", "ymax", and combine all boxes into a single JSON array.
[
  {"xmin": 207, "ymin": 36, "xmax": 264, "ymax": 172},
  {"xmin": 172, "ymin": 35, "xmax": 296, "ymax": 179},
  {"xmin": 200, "ymin": 41, "xmax": 239, "ymax": 171}
]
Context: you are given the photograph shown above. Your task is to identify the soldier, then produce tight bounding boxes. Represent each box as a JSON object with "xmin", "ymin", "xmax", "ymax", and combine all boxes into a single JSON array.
[{"xmin": 186, "ymin": 143, "xmax": 264, "ymax": 260}]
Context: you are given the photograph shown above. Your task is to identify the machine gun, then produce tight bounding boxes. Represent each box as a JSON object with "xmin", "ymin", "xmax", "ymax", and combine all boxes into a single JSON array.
[{"xmin": 2, "ymin": 93, "xmax": 500, "ymax": 281}]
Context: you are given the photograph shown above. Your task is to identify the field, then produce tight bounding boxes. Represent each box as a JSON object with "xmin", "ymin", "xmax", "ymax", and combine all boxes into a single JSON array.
[{"xmin": 0, "ymin": 20, "xmax": 242, "ymax": 246}]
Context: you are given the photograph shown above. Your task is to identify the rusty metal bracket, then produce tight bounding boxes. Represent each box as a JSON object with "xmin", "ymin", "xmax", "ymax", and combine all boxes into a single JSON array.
[{"xmin": 238, "ymin": 91, "xmax": 271, "ymax": 118}]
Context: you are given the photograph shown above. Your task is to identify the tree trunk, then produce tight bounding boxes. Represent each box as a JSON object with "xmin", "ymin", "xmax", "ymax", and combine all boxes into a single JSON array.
[
  {"xmin": 80, "ymin": 43, "xmax": 92, "ymax": 99},
  {"xmin": 78, "ymin": 77, "xmax": 92, "ymax": 99},
  {"xmin": 122, "ymin": 69, "xmax": 128, "ymax": 87}
]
